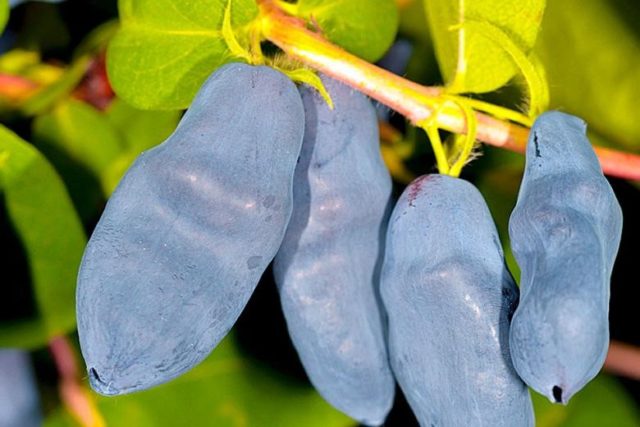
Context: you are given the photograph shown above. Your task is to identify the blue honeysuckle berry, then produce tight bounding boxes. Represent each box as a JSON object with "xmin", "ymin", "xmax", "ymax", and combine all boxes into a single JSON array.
[
  {"xmin": 381, "ymin": 174, "xmax": 535, "ymax": 427},
  {"xmin": 508, "ymin": 111, "xmax": 623, "ymax": 404},
  {"xmin": 274, "ymin": 76, "xmax": 395, "ymax": 427},
  {"xmin": 77, "ymin": 63, "xmax": 305, "ymax": 395}
]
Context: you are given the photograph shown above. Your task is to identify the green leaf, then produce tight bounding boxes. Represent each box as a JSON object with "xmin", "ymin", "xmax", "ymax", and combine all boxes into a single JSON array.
[
  {"xmin": 297, "ymin": 0, "xmax": 399, "ymax": 63},
  {"xmin": 533, "ymin": 374, "xmax": 640, "ymax": 427},
  {"xmin": 536, "ymin": 0, "xmax": 640, "ymax": 151},
  {"xmin": 105, "ymin": 98, "xmax": 180, "ymax": 155},
  {"xmin": 32, "ymin": 99, "xmax": 124, "ymax": 221},
  {"xmin": 0, "ymin": 0, "xmax": 8, "ymax": 34},
  {"xmin": 459, "ymin": 20, "xmax": 549, "ymax": 116},
  {"xmin": 222, "ymin": 0, "xmax": 252, "ymax": 63},
  {"xmin": 46, "ymin": 336, "xmax": 355, "ymax": 427},
  {"xmin": 104, "ymin": 98, "xmax": 180, "ymax": 186},
  {"xmin": 0, "ymin": 125, "xmax": 86, "ymax": 349},
  {"xmin": 424, "ymin": 0, "xmax": 545, "ymax": 93},
  {"xmin": 32, "ymin": 99, "xmax": 180, "ymax": 222},
  {"xmin": 107, "ymin": 0, "xmax": 259, "ymax": 110}
]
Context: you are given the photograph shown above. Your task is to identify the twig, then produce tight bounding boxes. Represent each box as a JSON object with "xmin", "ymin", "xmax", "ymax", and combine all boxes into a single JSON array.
[
  {"xmin": 604, "ymin": 340, "xmax": 640, "ymax": 380},
  {"xmin": 258, "ymin": 0, "xmax": 640, "ymax": 181}
]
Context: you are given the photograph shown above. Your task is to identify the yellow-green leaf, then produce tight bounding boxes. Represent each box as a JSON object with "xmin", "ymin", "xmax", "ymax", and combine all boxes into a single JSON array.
[
  {"xmin": 107, "ymin": 0, "xmax": 259, "ymax": 110},
  {"xmin": 32, "ymin": 99, "xmax": 124, "ymax": 221},
  {"xmin": 424, "ymin": 0, "xmax": 545, "ymax": 93},
  {"xmin": 0, "ymin": 0, "xmax": 8, "ymax": 33},
  {"xmin": 297, "ymin": 0, "xmax": 399, "ymax": 63},
  {"xmin": 105, "ymin": 98, "xmax": 180, "ymax": 155},
  {"xmin": 33, "ymin": 99, "xmax": 124, "ymax": 195},
  {"xmin": 0, "ymin": 125, "xmax": 85, "ymax": 348},
  {"xmin": 103, "ymin": 98, "xmax": 181, "ymax": 188},
  {"xmin": 537, "ymin": 0, "xmax": 640, "ymax": 151}
]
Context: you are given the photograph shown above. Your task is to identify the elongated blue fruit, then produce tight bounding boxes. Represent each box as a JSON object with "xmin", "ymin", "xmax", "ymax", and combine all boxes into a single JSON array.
[
  {"xmin": 508, "ymin": 111, "xmax": 623, "ymax": 404},
  {"xmin": 77, "ymin": 63, "xmax": 305, "ymax": 395},
  {"xmin": 381, "ymin": 174, "xmax": 534, "ymax": 427},
  {"xmin": 0, "ymin": 350, "xmax": 41, "ymax": 427},
  {"xmin": 273, "ymin": 77, "xmax": 395, "ymax": 426}
]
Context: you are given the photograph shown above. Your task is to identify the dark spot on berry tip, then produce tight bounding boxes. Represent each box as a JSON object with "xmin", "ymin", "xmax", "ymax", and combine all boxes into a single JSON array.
[
  {"xmin": 552, "ymin": 385, "xmax": 563, "ymax": 403},
  {"xmin": 408, "ymin": 175, "xmax": 431, "ymax": 207}
]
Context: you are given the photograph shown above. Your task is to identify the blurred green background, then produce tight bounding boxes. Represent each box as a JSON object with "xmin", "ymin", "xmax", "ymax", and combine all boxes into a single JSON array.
[{"xmin": 1, "ymin": 0, "xmax": 639, "ymax": 426}]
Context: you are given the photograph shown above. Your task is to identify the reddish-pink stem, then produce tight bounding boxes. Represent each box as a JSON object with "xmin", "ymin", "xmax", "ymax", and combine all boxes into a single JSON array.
[
  {"xmin": 259, "ymin": 0, "xmax": 640, "ymax": 181},
  {"xmin": 0, "ymin": 73, "xmax": 39, "ymax": 101},
  {"xmin": 604, "ymin": 340, "xmax": 640, "ymax": 380}
]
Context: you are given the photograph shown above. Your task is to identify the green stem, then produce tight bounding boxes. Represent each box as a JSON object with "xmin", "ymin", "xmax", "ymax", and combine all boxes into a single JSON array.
[
  {"xmin": 423, "ymin": 124, "xmax": 450, "ymax": 174},
  {"xmin": 448, "ymin": 98, "xmax": 478, "ymax": 177}
]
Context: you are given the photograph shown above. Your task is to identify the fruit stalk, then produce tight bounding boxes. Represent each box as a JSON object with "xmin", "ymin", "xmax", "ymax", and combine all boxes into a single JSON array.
[{"xmin": 258, "ymin": 0, "xmax": 640, "ymax": 181}]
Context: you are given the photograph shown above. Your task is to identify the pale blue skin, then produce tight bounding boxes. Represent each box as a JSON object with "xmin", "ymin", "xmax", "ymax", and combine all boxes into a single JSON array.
[
  {"xmin": 77, "ymin": 63, "xmax": 305, "ymax": 396},
  {"xmin": 0, "ymin": 350, "xmax": 41, "ymax": 427},
  {"xmin": 509, "ymin": 111, "xmax": 623, "ymax": 404},
  {"xmin": 273, "ymin": 77, "xmax": 395, "ymax": 426},
  {"xmin": 381, "ymin": 174, "xmax": 534, "ymax": 427}
]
